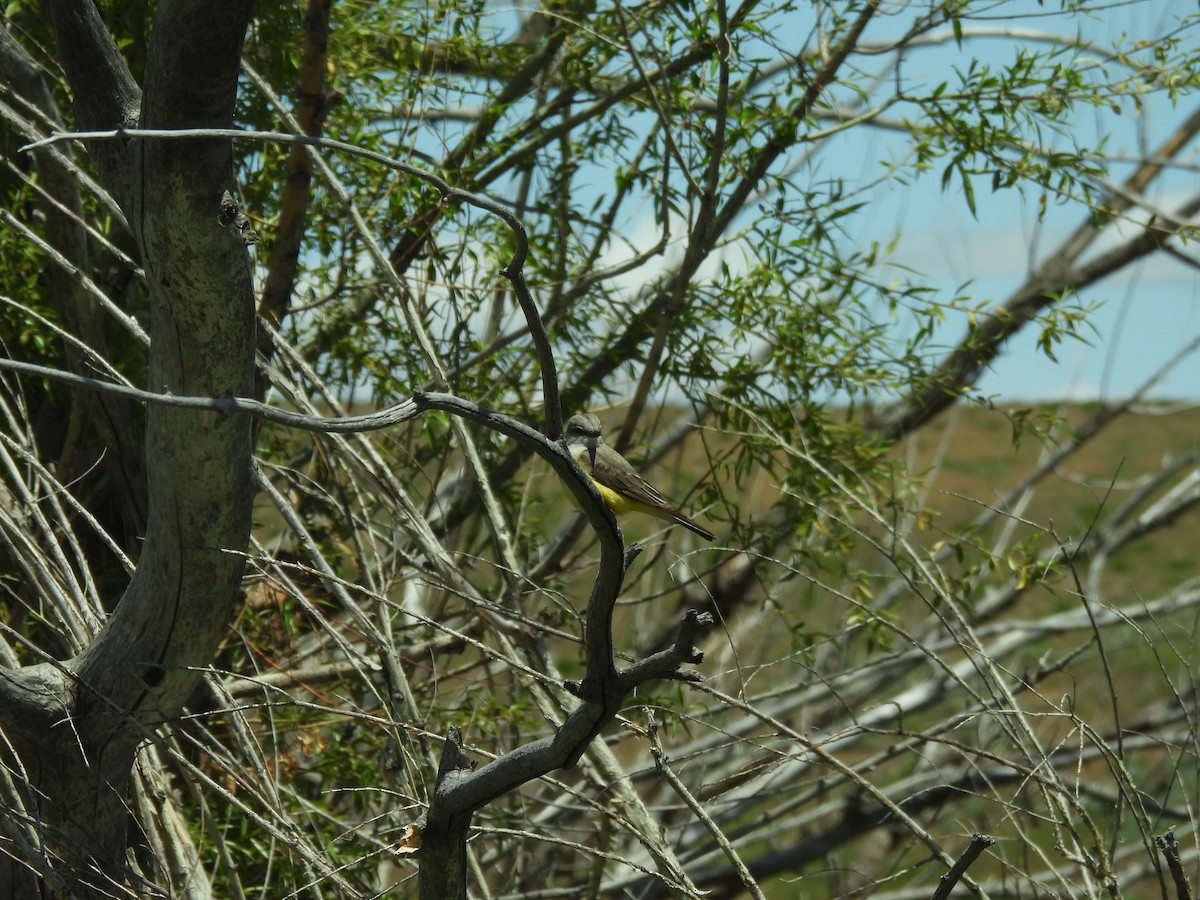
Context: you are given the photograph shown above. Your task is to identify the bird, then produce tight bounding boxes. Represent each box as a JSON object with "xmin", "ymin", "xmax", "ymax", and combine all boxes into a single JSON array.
[{"xmin": 563, "ymin": 413, "xmax": 716, "ymax": 541}]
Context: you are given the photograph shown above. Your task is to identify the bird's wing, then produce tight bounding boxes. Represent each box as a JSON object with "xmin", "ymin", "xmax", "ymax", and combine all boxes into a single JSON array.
[{"xmin": 593, "ymin": 455, "xmax": 675, "ymax": 511}]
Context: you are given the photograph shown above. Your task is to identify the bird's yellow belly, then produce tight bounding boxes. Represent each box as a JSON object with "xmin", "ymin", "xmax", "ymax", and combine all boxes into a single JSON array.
[
  {"xmin": 565, "ymin": 474, "xmax": 659, "ymax": 519},
  {"xmin": 594, "ymin": 480, "xmax": 638, "ymax": 515},
  {"xmin": 590, "ymin": 477, "xmax": 675, "ymax": 523}
]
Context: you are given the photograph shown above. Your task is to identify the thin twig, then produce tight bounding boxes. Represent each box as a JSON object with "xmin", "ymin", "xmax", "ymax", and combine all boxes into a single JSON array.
[{"xmin": 646, "ymin": 711, "xmax": 764, "ymax": 900}]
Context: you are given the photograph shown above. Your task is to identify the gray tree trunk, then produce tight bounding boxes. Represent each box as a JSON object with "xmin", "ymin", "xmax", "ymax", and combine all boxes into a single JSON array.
[{"xmin": 0, "ymin": 2, "xmax": 256, "ymax": 895}]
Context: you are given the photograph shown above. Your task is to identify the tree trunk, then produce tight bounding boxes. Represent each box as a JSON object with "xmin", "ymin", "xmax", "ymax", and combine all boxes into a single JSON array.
[{"xmin": 0, "ymin": 2, "xmax": 257, "ymax": 895}]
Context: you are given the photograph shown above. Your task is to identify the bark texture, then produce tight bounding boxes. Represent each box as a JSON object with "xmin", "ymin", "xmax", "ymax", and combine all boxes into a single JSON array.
[{"xmin": 0, "ymin": 2, "xmax": 256, "ymax": 895}]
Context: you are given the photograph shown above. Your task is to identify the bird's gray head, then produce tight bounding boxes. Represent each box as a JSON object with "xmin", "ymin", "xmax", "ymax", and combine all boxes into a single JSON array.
[
  {"xmin": 565, "ymin": 413, "xmax": 603, "ymax": 442},
  {"xmin": 564, "ymin": 413, "xmax": 603, "ymax": 466}
]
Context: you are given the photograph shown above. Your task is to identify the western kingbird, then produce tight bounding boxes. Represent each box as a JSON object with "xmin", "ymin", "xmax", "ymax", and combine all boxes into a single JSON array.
[{"xmin": 563, "ymin": 413, "xmax": 715, "ymax": 541}]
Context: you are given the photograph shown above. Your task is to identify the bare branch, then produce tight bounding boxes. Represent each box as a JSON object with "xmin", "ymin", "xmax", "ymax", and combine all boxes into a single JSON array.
[
  {"xmin": 1156, "ymin": 830, "xmax": 1194, "ymax": 900},
  {"xmin": 931, "ymin": 834, "xmax": 997, "ymax": 900}
]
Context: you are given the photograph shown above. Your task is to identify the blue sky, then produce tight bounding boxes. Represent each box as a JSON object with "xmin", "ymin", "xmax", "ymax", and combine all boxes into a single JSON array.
[
  {"xmin": 357, "ymin": 0, "xmax": 1200, "ymax": 405},
  {"xmin": 591, "ymin": 1, "xmax": 1200, "ymax": 403},
  {"xmin": 852, "ymin": 2, "xmax": 1200, "ymax": 401},
  {"xmin": 870, "ymin": 108, "xmax": 1200, "ymax": 402},
  {"xmin": 861, "ymin": 150, "xmax": 1200, "ymax": 402}
]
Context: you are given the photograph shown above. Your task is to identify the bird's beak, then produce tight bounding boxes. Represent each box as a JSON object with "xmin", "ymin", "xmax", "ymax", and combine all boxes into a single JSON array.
[{"xmin": 586, "ymin": 441, "xmax": 598, "ymax": 469}]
